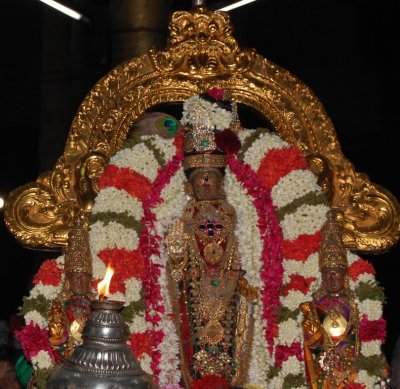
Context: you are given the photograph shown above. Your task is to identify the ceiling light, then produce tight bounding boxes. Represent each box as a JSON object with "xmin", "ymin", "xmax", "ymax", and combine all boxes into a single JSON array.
[
  {"xmin": 218, "ymin": 0, "xmax": 257, "ymax": 12},
  {"xmin": 38, "ymin": 0, "xmax": 88, "ymax": 22}
]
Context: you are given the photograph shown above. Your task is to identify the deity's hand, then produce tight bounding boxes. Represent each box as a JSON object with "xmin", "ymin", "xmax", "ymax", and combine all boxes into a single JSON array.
[
  {"xmin": 300, "ymin": 302, "xmax": 321, "ymax": 336},
  {"xmin": 166, "ymin": 219, "xmax": 189, "ymax": 282},
  {"xmin": 238, "ymin": 278, "xmax": 259, "ymax": 302},
  {"xmin": 48, "ymin": 300, "xmax": 68, "ymax": 347},
  {"xmin": 166, "ymin": 219, "xmax": 188, "ymax": 260}
]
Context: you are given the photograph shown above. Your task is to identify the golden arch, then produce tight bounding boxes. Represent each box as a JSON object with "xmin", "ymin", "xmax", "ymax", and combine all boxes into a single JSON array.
[{"xmin": 4, "ymin": 7, "xmax": 400, "ymax": 253}]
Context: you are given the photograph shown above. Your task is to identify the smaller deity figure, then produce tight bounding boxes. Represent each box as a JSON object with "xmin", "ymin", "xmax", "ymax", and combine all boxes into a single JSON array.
[
  {"xmin": 48, "ymin": 216, "xmax": 95, "ymax": 358},
  {"xmin": 300, "ymin": 210, "xmax": 360, "ymax": 388}
]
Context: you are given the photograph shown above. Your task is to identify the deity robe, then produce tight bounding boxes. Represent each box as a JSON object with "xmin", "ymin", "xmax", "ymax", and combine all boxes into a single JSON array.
[
  {"xmin": 166, "ymin": 200, "xmax": 256, "ymax": 388},
  {"xmin": 303, "ymin": 293, "xmax": 359, "ymax": 389}
]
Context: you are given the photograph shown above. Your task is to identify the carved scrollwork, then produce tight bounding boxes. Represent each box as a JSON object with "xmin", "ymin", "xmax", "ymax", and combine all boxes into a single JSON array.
[
  {"xmin": 4, "ymin": 182, "xmax": 79, "ymax": 249},
  {"xmin": 4, "ymin": 5, "xmax": 400, "ymax": 252},
  {"xmin": 152, "ymin": 8, "xmax": 256, "ymax": 77},
  {"xmin": 76, "ymin": 151, "xmax": 108, "ymax": 214}
]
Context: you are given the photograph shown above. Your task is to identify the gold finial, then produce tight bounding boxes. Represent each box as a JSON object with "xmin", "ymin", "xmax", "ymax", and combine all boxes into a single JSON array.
[
  {"xmin": 319, "ymin": 209, "xmax": 347, "ymax": 269},
  {"xmin": 64, "ymin": 215, "xmax": 93, "ymax": 275}
]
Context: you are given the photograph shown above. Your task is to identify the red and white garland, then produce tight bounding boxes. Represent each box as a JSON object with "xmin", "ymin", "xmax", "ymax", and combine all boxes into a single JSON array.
[{"xmin": 18, "ymin": 129, "xmax": 387, "ymax": 388}]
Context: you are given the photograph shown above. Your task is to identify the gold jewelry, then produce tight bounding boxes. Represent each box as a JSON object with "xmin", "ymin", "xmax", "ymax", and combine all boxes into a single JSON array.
[{"xmin": 182, "ymin": 154, "xmax": 226, "ymax": 170}]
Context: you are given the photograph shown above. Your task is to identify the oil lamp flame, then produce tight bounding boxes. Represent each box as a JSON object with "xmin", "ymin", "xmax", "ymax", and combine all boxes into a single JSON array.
[{"xmin": 97, "ymin": 264, "xmax": 114, "ymax": 300}]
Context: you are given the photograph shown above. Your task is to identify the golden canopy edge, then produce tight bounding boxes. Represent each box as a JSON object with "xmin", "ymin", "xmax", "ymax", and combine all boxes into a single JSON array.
[{"xmin": 4, "ymin": 6, "xmax": 400, "ymax": 253}]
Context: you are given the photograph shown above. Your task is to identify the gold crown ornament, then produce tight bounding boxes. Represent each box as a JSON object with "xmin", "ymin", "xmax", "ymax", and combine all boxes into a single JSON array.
[
  {"xmin": 64, "ymin": 216, "xmax": 93, "ymax": 275},
  {"xmin": 180, "ymin": 89, "xmax": 241, "ymax": 171},
  {"xmin": 319, "ymin": 209, "xmax": 348, "ymax": 269}
]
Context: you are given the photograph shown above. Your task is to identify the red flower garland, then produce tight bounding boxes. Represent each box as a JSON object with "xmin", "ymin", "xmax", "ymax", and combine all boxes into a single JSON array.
[
  {"xmin": 359, "ymin": 315, "xmax": 386, "ymax": 342},
  {"xmin": 274, "ymin": 341, "xmax": 303, "ymax": 367},
  {"xmin": 97, "ymin": 247, "xmax": 146, "ymax": 294},
  {"xmin": 130, "ymin": 329, "xmax": 163, "ymax": 359},
  {"xmin": 281, "ymin": 232, "xmax": 322, "ymax": 262},
  {"xmin": 99, "ymin": 165, "xmax": 152, "ymax": 201},
  {"xmin": 282, "ymin": 274, "xmax": 316, "ymax": 296},
  {"xmin": 348, "ymin": 259, "xmax": 376, "ymax": 281},
  {"xmin": 33, "ymin": 259, "xmax": 63, "ymax": 286},
  {"xmin": 257, "ymin": 146, "xmax": 308, "ymax": 189},
  {"xmin": 15, "ymin": 322, "xmax": 59, "ymax": 363}
]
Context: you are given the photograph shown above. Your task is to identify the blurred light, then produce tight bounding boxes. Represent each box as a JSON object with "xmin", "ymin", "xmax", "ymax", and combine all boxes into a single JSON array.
[
  {"xmin": 38, "ymin": 0, "xmax": 89, "ymax": 22},
  {"xmin": 218, "ymin": 0, "xmax": 257, "ymax": 11},
  {"xmin": 0, "ymin": 196, "xmax": 4, "ymax": 210}
]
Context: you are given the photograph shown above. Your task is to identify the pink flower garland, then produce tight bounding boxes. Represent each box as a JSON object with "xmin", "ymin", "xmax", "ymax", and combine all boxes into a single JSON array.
[
  {"xmin": 15, "ymin": 322, "xmax": 60, "ymax": 363},
  {"xmin": 138, "ymin": 150, "xmax": 184, "ymax": 378},
  {"xmin": 227, "ymin": 155, "xmax": 284, "ymax": 353}
]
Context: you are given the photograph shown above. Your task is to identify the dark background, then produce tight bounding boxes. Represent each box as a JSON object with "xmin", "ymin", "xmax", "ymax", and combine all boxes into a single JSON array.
[{"xmin": 1, "ymin": 0, "xmax": 399, "ymax": 362}]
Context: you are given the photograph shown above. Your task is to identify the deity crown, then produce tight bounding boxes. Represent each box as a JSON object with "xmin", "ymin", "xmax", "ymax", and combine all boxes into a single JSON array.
[
  {"xmin": 319, "ymin": 209, "xmax": 348, "ymax": 269},
  {"xmin": 180, "ymin": 89, "xmax": 241, "ymax": 171},
  {"xmin": 64, "ymin": 216, "xmax": 93, "ymax": 275}
]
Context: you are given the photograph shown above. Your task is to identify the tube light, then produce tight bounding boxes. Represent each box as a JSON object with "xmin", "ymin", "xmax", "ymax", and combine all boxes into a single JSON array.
[
  {"xmin": 38, "ymin": 0, "xmax": 88, "ymax": 22},
  {"xmin": 218, "ymin": 0, "xmax": 257, "ymax": 12}
]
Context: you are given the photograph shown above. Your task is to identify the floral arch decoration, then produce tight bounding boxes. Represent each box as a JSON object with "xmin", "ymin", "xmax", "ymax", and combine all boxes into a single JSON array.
[{"xmin": 4, "ymin": 6, "xmax": 400, "ymax": 254}]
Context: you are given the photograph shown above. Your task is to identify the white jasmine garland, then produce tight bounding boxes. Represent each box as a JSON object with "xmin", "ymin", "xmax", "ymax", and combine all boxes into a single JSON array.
[
  {"xmin": 24, "ymin": 310, "xmax": 48, "ymax": 329},
  {"xmin": 143, "ymin": 135, "xmax": 177, "ymax": 164},
  {"xmin": 152, "ymin": 169, "xmax": 186, "ymax": 238},
  {"xmin": 92, "ymin": 257, "xmax": 107, "ymax": 280},
  {"xmin": 124, "ymin": 278, "xmax": 143, "ymax": 303},
  {"xmin": 281, "ymin": 355, "xmax": 302, "ymax": 375},
  {"xmin": 247, "ymin": 304, "xmax": 271, "ymax": 387},
  {"xmin": 357, "ymin": 369, "xmax": 379, "ymax": 387},
  {"xmin": 31, "ymin": 350, "xmax": 53, "ymax": 370},
  {"xmin": 225, "ymin": 169, "xmax": 263, "ymax": 288},
  {"xmin": 242, "ymin": 132, "xmax": 288, "ymax": 171},
  {"xmin": 29, "ymin": 283, "xmax": 60, "ymax": 301},
  {"xmin": 347, "ymin": 252, "xmax": 359, "ymax": 265},
  {"xmin": 282, "ymin": 253, "xmax": 319, "ymax": 281},
  {"xmin": 281, "ymin": 290, "xmax": 311, "ymax": 311},
  {"xmin": 271, "ymin": 169, "xmax": 322, "ymax": 209},
  {"xmin": 157, "ymin": 318, "xmax": 182, "ymax": 386},
  {"xmin": 279, "ymin": 203, "xmax": 329, "ymax": 240},
  {"xmin": 92, "ymin": 187, "xmax": 144, "ymax": 220},
  {"xmin": 357, "ymin": 299, "xmax": 383, "ymax": 321},
  {"xmin": 129, "ymin": 315, "xmax": 148, "ymax": 334},
  {"xmin": 139, "ymin": 353, "xmax": 153, "ymax": 375},
  {"xmin": 361, "ymin": 340, "xmax": 382, "ymax": 357},
  {"xmin": 237, "ymin": 129, "xmax": 254, "ymax": 143},
  {"xmin": 277, "ymin": 318, "xmax": 301, "ymax": 346},
  {"xmin": 110, "ymin": 143, "xmax": 160, "ymax": 182},
  {"xmin": 90, "ymin": 220, "xmax": 139, "ymax": 254},
  {"xmin": 108, "ymin": 292, "xmax": 125, "ymax": 302},
  {"xmin": 268, "ymin": 374, "xmax": 284, "ymax": 389}
]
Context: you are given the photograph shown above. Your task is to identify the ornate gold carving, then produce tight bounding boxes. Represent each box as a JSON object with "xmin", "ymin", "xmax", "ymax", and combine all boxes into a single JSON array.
[
  {"xmin": 152, "ymin": 8, "xmax": 256, "ymax": 77},
  {"xmin": 4, "ymin": 6, "xmax": 400, "ymax": 252}
]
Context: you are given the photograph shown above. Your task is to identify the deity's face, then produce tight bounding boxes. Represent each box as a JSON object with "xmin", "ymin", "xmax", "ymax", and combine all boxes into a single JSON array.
[
  {"xmin": 68, "ymin": 271, "xmax": 92, "ymax": 296},
  {"xmin": 321, "ymin": 266, "xmax": 347, "ymax": 294},
  {"xmin": 189, "ymin": 168, "xmax": 223, "ymax": 201}
]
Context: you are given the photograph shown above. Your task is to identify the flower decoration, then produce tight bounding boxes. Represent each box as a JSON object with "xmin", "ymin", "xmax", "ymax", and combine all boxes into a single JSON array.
[
  {"xmin": 215, "ymin": 128, "xmax": 241, "ymax": 155},
  {"xmin": 207, "ymin": 88, "xmax": 225, "ymax": 101},
  {"xmin": 17, "ymin": 123, "xmax": 388, "ymax": 388}
]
